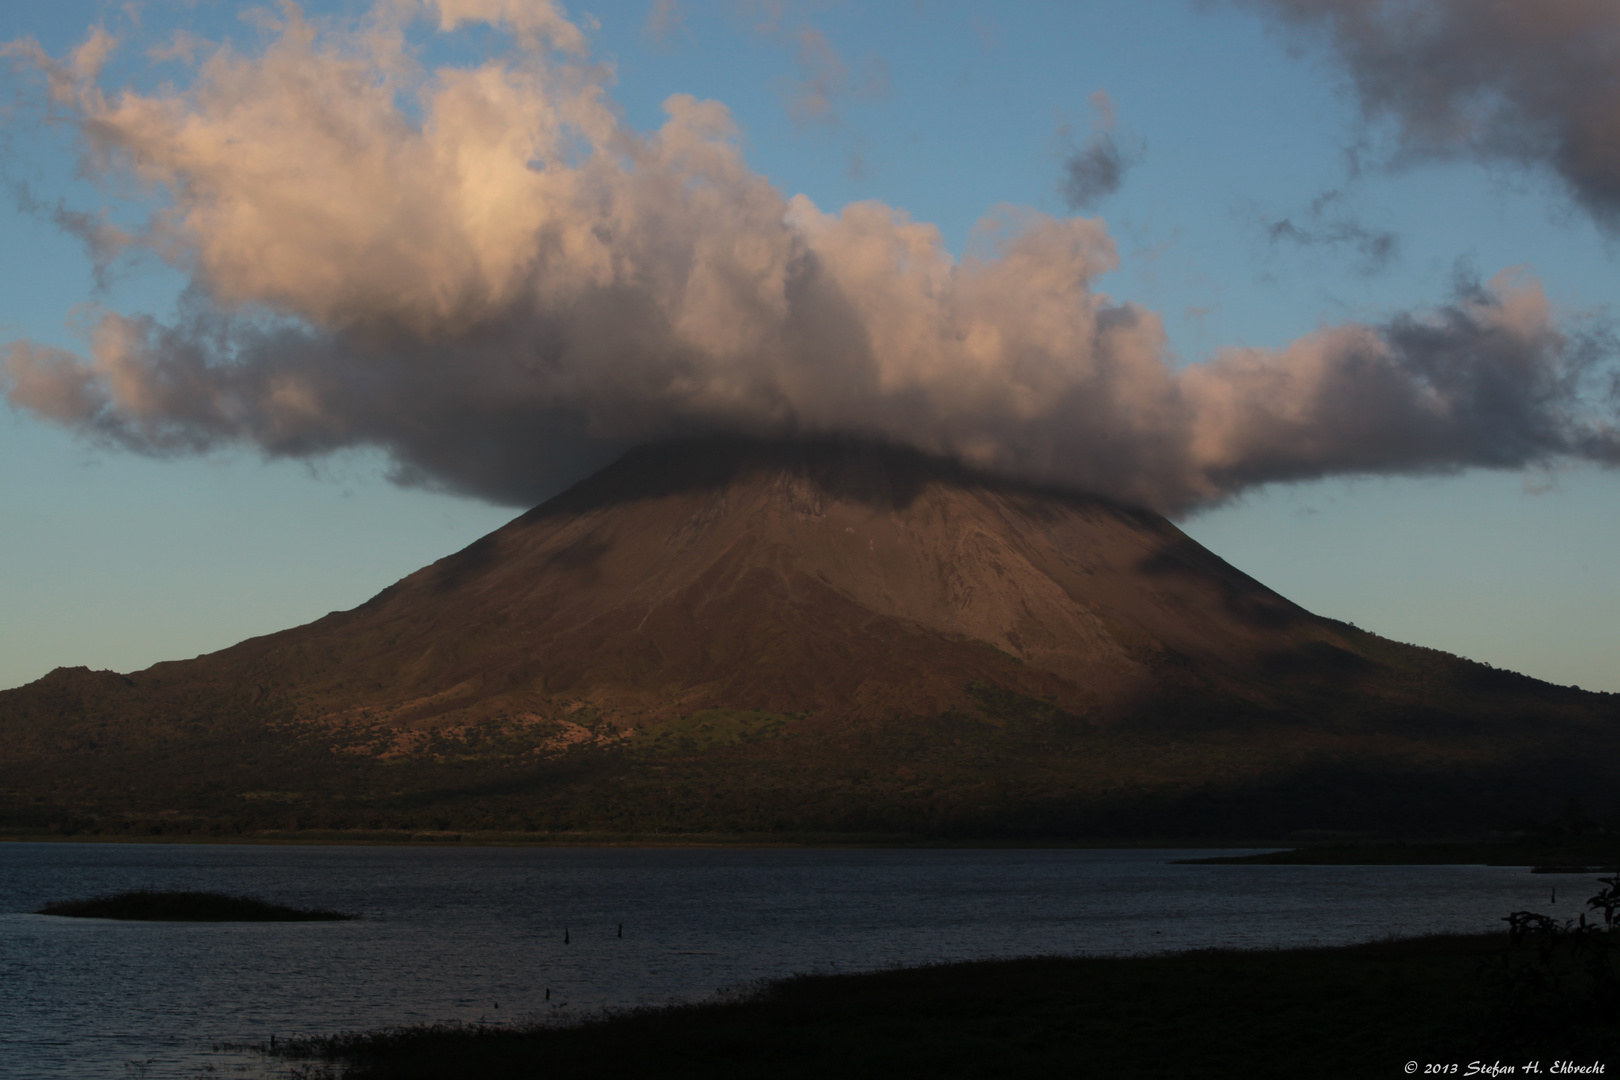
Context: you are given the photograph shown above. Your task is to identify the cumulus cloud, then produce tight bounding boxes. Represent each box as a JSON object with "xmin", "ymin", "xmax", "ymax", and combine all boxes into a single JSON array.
[
  {"xmin": 1058, "ymin": 91, "xmax": 1141, "ymax": 212},
  {"xmin": 1242, "ymin": 0, "xmax": 1620, "ymax": 231},
  {"xmin": 2, "ymin": 1, "xmax": 1616, "ymax": 514},
  {"xmin": 1183, "ymin": 270, "xmax": 1619, "ymax": 491}
]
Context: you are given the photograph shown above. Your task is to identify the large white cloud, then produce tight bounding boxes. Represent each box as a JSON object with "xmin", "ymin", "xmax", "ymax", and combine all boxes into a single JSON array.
[{"xmin": 2, "ymin": 1, "xmax": 1615, "ymax": 512}]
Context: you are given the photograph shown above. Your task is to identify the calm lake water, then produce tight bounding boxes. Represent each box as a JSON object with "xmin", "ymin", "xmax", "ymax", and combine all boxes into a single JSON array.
[{"xmin": 0, "ymin": 842, "xmax": 1570, "ymax": 1078}]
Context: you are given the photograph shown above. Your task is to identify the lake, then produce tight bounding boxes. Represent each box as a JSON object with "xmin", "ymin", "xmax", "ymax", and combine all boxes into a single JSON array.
[{"xmin": 0, "ymin": 842, "xmax": 1570, "ymax": 1078}]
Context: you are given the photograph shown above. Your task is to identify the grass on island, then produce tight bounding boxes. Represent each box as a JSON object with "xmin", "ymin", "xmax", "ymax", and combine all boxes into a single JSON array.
[
  {"xmin": 1177, "ymin": 833, "xmax": 1620, "ymax": 869},
  {"xmin": 255, "ymin": 932, "xmax": 1620, "ymax": 1080},
  {"xmin": 35, "ymin": 889, "xmax": 354, "ymax": 922}
]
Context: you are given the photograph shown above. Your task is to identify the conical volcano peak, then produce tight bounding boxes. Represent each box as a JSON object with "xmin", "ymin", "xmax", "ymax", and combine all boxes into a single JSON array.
[
  {"xmin": 3, "ymin": 435, "xmax": 1612, "ymax": 839},
  {"xmin": 204, "ymin": 433, "xmax": 1329, "ymax": 740}
]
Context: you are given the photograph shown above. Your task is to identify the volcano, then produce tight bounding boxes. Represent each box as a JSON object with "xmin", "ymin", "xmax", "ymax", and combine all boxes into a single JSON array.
[{"xmin": 3, "ymin": 437, "xmax": 1616, "ymax": 838}]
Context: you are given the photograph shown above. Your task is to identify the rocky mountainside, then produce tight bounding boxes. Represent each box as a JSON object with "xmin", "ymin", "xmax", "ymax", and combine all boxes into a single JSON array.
[{"xmin": 2, "ymin": 437, "xmax": 1615, "ymax": 838}]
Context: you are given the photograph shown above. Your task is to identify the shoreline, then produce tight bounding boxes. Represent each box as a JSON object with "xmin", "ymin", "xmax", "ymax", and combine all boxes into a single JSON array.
[
  {"xmin": 0, "ymin": 828, "xmax": 1289, "ymax": 849},
  {"xmin": 4, "ymin": 829, "xmax": 1613, "ymax": 866}
]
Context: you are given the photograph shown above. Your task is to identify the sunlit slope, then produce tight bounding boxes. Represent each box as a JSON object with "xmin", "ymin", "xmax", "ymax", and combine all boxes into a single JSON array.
[{"xmin": 2, "ymin": 438, "xmax": 1614, "ymax": 837}]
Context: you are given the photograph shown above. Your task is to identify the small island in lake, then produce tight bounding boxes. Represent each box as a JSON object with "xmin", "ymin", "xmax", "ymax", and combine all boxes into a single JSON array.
[{"xmin": 36, "ymin": 889, "xmax": 354, "ymax": 922}]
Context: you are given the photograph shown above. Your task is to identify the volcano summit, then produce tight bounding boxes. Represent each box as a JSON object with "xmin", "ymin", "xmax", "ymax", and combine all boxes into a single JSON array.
[{"xmin": 2, "ymin": 438, "xmax": 1615, "ymax": 839}]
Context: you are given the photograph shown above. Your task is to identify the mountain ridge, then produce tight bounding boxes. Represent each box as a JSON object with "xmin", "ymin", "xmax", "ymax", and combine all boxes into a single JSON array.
[{"xmin": 2, "ymin": 436, "xmax": 1615, "ymax": 838}]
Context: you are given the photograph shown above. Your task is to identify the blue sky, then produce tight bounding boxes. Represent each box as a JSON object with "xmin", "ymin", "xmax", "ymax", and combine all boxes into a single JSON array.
[{"xmin": 2, "ymin": 0, "xmax": 1616, "ymax": 692}]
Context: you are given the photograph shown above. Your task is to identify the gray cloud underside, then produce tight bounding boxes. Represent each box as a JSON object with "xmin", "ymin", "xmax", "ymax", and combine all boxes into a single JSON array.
[
  {"xmin": 1244, "ymin": 0, "xmax": 1620, "ymax": 232},
  {"xmin": 2, "ymin": 1, "xmax": 1616, "ymax": 514},
  {"xmin": 1060, "ymin": 135, "xmax": 1131, "ymax": 212},
  {"xmin": 1260, "ymin": 190, "xmax": 1399, "ymax": 274},
  {"xmin": 1058, "ymin": 90, "xmax": 1139, "ymax": 212}
]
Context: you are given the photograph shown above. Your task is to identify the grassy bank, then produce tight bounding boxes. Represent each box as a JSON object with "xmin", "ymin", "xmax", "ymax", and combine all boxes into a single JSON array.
[{"xmin": 256, "ymin": 933, "xmax": 1618, "ymax": 1079}]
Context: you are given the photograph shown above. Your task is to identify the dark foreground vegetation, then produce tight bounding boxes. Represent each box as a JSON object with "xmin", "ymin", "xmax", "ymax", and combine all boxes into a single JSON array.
[
  {"xmin": 36, "ymin": 889, "xmax": 353, "ymax": 921},
  {"xmin": 251, "ymin": 926, "xmax": 1620, "ymax": 1080}
]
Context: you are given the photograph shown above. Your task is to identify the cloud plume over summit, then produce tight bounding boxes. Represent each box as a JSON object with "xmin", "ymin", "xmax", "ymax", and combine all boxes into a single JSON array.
[{"xmin": 2, "ymin": 1, "xmax": 1616, "ymax": 513}]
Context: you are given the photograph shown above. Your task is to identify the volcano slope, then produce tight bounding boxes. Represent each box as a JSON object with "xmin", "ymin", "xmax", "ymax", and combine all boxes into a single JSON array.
[{"xmin": 3, "ymin": 437, "xmax": 1616, "ymax": 839}]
